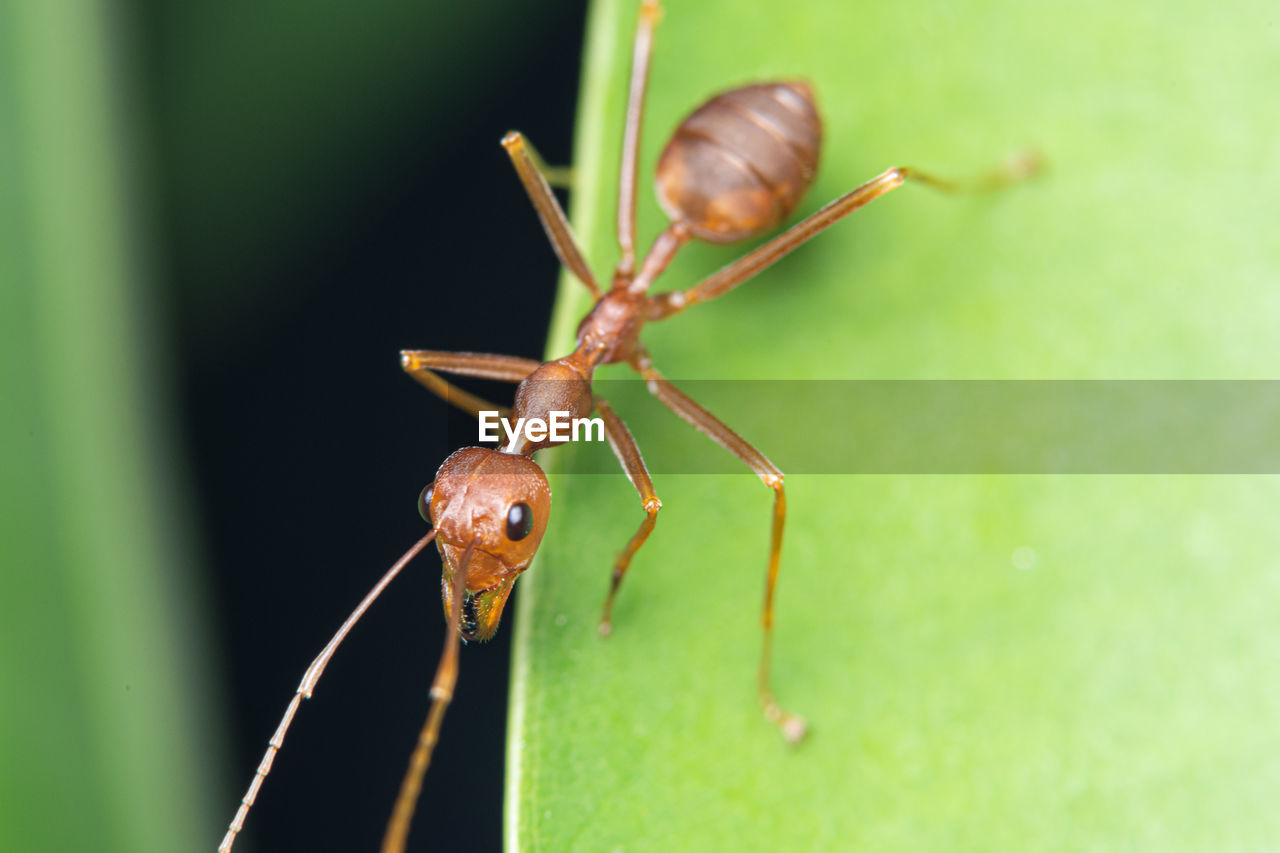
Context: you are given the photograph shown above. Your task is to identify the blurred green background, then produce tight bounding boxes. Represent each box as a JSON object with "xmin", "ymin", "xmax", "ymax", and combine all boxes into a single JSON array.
[
  {"xmin": 3, "ymin": 0, "xmax": 1279, "ymax": 851},
  {"xmin": 2, "ymin": 0, "xmax": 583, "ymax": 850}
]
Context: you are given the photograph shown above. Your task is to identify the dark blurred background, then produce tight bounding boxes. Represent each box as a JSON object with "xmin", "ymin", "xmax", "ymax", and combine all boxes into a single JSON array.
[{"xmin": 138, "ymin": 1, "xmax": 586, "ymax": 849}]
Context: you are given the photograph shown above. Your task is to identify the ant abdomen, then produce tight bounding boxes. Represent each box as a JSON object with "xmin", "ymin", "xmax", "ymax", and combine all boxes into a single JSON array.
[{"xmin": 656, "ymin": 81, "xmax": 821, "ymax": 244}]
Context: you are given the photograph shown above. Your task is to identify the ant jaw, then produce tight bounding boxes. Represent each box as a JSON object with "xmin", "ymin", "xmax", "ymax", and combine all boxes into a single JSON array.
[{"xmin": 441, "ymin": 571, "xmax": 521, "ymax": 643}]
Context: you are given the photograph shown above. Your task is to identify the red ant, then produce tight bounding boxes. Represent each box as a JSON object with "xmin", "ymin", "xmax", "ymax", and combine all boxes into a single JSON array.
[{"xmin": 220, "ymin": 1, "xmax": 1035, "ymax": 850}]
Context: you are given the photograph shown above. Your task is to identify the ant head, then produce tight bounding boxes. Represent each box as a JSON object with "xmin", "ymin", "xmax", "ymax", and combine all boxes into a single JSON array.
[{"xmin": 420, "ymin": 446, "xmax": 551, "ymax": 641}]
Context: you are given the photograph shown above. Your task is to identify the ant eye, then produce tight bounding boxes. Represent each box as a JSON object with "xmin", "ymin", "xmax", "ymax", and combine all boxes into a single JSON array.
[
  {"xmin": 417, "ymin": 485, "xmax": 434, "ymax": 523},
  {"xmin": 505, "ymin": 502, "xmax": 534, "ymax": 541}
]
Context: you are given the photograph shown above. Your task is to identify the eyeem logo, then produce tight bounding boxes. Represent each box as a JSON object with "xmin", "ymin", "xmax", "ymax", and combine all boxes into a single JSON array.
[{"xmin": 479, "ymin": 410, "xmax": 605, "ymax": 444}]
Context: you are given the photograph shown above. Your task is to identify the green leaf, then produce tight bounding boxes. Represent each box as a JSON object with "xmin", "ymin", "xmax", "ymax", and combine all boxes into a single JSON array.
[
  {"xmin": 507, "ymin": 0, "xmax": 1280, "ymax": 849},
  {"xmin": 0, "ymin": 3, "xmax": 220, "ymax": 851}
]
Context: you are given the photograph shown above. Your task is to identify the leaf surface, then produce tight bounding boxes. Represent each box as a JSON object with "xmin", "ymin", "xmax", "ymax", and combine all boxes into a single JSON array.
[{"xmin": 508, "ymin": 0, "xmax": 1280, "ymax": 849}]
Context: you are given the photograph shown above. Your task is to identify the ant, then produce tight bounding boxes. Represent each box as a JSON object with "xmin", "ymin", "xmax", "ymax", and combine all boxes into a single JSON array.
[{"xmin": 220, "ymin": 1, "xmax": 1036, "ymax": 851}]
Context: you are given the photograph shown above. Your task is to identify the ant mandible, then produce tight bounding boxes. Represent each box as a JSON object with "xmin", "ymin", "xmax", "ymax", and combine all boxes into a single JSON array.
[{"xmin": 220, "ymin": 2, "xmax": 1035, "ymax": 851}]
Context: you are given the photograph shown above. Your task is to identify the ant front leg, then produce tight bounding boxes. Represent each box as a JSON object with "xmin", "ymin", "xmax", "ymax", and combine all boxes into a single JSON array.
[
  {"xmin": 595, "ymin": 398, "xmax": 662, "ymax": 636},
  {"xmin": 400, "ymin": 350, "xmax": 541, "ymax": 420},
  {"xmin": 629, "ymin": 352, "xmax": 806, "ymax": 743},
  {"xmin": 381, "ymin": 536, "xmax": 476, "ymax": 853}
]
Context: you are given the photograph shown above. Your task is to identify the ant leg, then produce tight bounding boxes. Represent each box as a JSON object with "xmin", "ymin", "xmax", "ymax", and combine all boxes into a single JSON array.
[
  {"xmin": 381, "ymin": 536, "xmax": 476, "ymax": 853},
  {"xmin": 400, "ymin": 350, "xmax": 541, "ymax": 420},
  {"xmin": 629, "ymin": 352, "xmax": 806, "ymax": 743},
  {"xmin": 615, "ymin": 0, "xmax": 663, "ymax": 281},
  {"xmin": 647, "ymin": 152, "xmax": 1040, "ymax": 319},
  {"xmin": 218, "ymin": 532, "xmax": 437, "ymax": 853},
  {"xmin": 628, "ymin": 220, "xmax": 691, "ymax": 293},
  {"xmin": 522, "ymin": 140, "xmax": 574, "ymax": 189},
  {"xmin": 501, "ymin": 132, "xmax": 602, "ymax": 298},
  {"xmin": 595, "ymin": 398, "xmax": 662, "ymax": 636}
]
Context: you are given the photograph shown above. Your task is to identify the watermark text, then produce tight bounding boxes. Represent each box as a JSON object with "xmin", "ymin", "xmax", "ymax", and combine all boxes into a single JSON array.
[{"xmin": 479, "ymin": 410, "xmax": 605, "ymax": 444}]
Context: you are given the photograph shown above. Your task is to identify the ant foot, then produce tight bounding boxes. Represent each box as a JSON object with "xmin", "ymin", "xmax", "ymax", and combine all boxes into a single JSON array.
[
  {"xmin": 779, "ymin": 713, "xmax": 808, "ymax": 744},
  {"xmin": 763, "ymin": 699, "xmax": 808, "ymax": 744}
]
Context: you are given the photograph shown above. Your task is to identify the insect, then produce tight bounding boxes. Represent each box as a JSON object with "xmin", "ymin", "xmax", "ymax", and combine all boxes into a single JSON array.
[{"xmin": 219, "ymin": 1, "xmax": 1035, "ymax": 850}]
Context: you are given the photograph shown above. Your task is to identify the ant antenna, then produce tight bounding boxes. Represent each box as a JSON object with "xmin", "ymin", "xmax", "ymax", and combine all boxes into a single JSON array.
[{"xmin": 218, "ymin": 530, "xmax": 438, "ymax": 853}]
